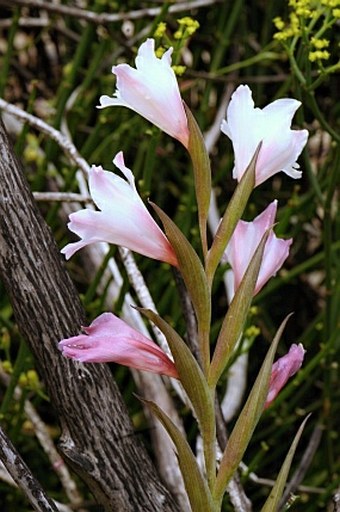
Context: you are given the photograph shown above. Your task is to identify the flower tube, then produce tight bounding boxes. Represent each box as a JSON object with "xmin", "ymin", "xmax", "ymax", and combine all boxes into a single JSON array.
[
  {"xmin": 224, "ymin": 200, "xmax": 292, "ymax": 297},
  {"xmin": 59, "ymin": 313, "xmax": 179, "ymax": 379},
  {"xmin": 61, "ymin": 151, "xmax": 178, "ymax": 266},
  {"xmin": 221, "ymin": 84, "xmax": 308, "ymax": 186},
  {"xmin": 98, "ymin": 38, "xmax": 189, "ymax": 147}
]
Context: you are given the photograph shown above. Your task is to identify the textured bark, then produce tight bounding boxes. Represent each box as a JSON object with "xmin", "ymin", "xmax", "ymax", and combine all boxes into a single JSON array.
[
  {"xmin": 0, "ymin": 119, "xmax": 180, "ymax": 512},
  {"xmin": 0, "ymin": 426, "xmax": 59, "ymax": 512}
]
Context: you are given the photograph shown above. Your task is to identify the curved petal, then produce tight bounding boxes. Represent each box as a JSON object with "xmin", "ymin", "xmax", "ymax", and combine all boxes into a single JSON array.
[
  {"xmin": 225, "ymin": 201, "xmax": 291, "ymax": 295},
  {"xmin": 265, "ymin": 343, "xmax": 305, "ymax": 408},
  {"xmin": 221, "ymin": 85, "xmax": 260, "ymax": 179},
  {"xmin": 221, "ymin": 85, "xmax": 308, "ymax": 185},
  {"xmin": 58, "ymin": 312, "xmax": 179, "ymax": 378},
  {"xmin": 61, "ymin": 153, "xmax": 178, "ymax": 266},
  {"xmin": 256, "ymin": 235, "xmax": 292, "ymax": 294},
  {"xmin": 97, "ymin": 38, "xmax": 189, "ymax": 147}
]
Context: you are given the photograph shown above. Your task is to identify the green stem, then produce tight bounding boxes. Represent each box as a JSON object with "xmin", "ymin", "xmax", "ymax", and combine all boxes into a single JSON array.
[
  {"xmin": 44, "ymin": 21, "xmax": 97, "ymax": 161},
  {"xmin": 215, "ymin": 50, "xmax": 280, "ymax": 77},
  {"xmin": 0, "ymin": 9, "xmax": 20, "ymax": 97},
  {"xmin": 198, "ymin": 321, "xmax": 211, "ymax": 381},
  {"xmin": 305, "ymin": 91, "xmax": 340, "ymax": 142},
  {"xmin": 322, "ymin": 144, "xmax": 339, "ymax": 477},
  {"xmin": 309, "ymin": 61, "xmax": 340, "ymax": 91},
  {"xmin": 0, "ymin": 339, "xmax": 30, "ymax": 418},
  {"xmin": 14, "ymin": 81, "xmax": 38, "ymax": 155},
  {"xmin": 204, "ymin": 389, "xmax": 217, "ymax": 493},
  {"xmin": 288, "ymin": 51, "xmax": 307, "ymax": 86}
]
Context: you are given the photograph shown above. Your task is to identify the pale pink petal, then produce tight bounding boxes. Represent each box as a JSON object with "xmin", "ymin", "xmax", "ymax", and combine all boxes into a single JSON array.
[
  {"xmin": 256, "ymin": 235, "xmax": 292, "ymax": 293},
  {"xmin": 221, "ymin": 85, "xmax": 260, "ymax": 177},
  {"xmin": 61, "ymin": 152, "xmax": 178, "ymax": 266},
  {"xmin": 221, "ymin": 84, "xmax": 308, "ymax": 185},
  {"xmin": 98, "ymin": 38, "xmax": 189, "ymax": 147},
  {"xmin": 224, "ymin": 201, "xmax": 292, "ymax": 296},
  {"xmin": 265, "ymin": 343, "xmax": 305, "ymax": 408},
  {"xmin": 58, "ymin": 312, "xmax": 179, "ymax": 379}
]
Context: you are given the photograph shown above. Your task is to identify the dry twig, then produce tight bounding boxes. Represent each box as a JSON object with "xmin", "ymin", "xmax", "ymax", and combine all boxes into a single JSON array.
[
  {"xmin": 0, "ymin": 425, "xmax": 59, "ymax": 512},
  {"xmin": 1, "ymin": 0, "xmax": 222, "ymax": 25}
]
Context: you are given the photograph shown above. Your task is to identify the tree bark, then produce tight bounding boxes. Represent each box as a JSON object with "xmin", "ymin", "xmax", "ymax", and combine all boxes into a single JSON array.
[{"xmin": 0, "ymin": 119, "xmax": 180, "ymax": 512}]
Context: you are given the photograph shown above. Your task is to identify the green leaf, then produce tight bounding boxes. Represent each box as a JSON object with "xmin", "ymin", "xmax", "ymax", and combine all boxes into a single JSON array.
[
  {"xmin": 151, "ymin": 202, "xmax": 211, "ymax": 375},
  {"xmin": 208, "ymin": 228, "xmax": 269, "ymax": 388},
  {"xmin": 205, "ymin": 143, "xmax": 261, "ymax": 286},
  {"xmin": 138, "ymin": 308, "xmax": 214, "ymax": 431},
  {"xmin": 140, "ymin": 398, "xmax": 217, "ymax": 512},
  {"xmin": 138, "ymin": 308, "xmax": 216, "ymax": 486},
  {"xmin": 213, "ymin": 315, "xmax": 293, "ymax": 505},
  {"xmin": 260, "ymin": 415, "xmax": 310, "ymax": 512},
  {"xmin": 185, "ymin": 103, "xmax": 212, "ymax": 257}
]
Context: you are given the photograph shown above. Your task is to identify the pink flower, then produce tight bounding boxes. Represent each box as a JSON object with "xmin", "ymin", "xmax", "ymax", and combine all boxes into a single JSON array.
[
  {"xmin": 221, "ymin": 85, "xmax": 308, "ymax": 186},
  {"xmin": 265, "ymin": 343, "xmax": 305, "ymax": 408},
  {"xmin": 224, "ymin": 201, "xmax": 292, "ymax": 297},
  {"xmin": 59, "ymin": 313, "xmax": 179, "ymax": 379},
  {"xmin": 61, "ymin": 151, "xmax": 177, "ymax": 266},
  {"xmin": 98, "ymin": 38, "xmax": 189, "ymax": 148}
]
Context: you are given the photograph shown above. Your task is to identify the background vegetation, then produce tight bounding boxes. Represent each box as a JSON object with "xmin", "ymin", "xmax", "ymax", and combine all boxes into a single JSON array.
[{"xmin": 0, "ymin": 0, "xmax": 339, "ymax": 510}]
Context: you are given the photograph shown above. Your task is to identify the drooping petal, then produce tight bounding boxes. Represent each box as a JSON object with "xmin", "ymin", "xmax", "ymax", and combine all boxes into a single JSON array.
[
  {"xmin": 224, "ymin": 201, "xmax": 292, "ymax": 296},
  {"xmin": 98, "ymin": 39, "xmax": 189, "ymax": 147},
  {"xmin": 265, "ymin": 343, "xmax": 305, "ymax": 408},
  {"xmin": 59, "ymin": 312, "xmax": 179, "ymax": 379},
  {"xmin": 221, "ymin": 85, "xmax": 308, "ymax": 186},
  {"xmin": 61, "ymin": 153, "xmax": 178, "ymax": 266}
]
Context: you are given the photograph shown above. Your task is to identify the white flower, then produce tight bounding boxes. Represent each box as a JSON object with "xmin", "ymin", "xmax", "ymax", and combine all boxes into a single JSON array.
[
  {"xmin": 98, "ymin": 38, "xmax": 189, "ymax": 147},
  {"xmin": 221, "ymin": 85, "xmax": 308, "ymax": 186},
  {"xmin": 61, "ymin": 151, "xmax": 177, "ymax": 266}
]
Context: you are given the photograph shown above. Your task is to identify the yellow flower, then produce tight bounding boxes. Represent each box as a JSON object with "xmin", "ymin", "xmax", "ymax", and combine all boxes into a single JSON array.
[
  {"xmin": 155, "ymin": 46, "xmax": 166, "ymax": 58},
  {"xmin": 154, "ymin": 22, "xmax": 167, "ymax": 39},
  {"xmin": 172, "ymin": 65, "xmax": 186, "ymax": 76},
  {"xmin": 273, "ymin": 16, "xmax": 285, "ymax": 30},
  {"xmin": 309, "ymin": 50, "xmax": 330, "ymax": 61},
  {"xmin": 311, "ymin": 37, "xmax": 330, "ymax": 49}
]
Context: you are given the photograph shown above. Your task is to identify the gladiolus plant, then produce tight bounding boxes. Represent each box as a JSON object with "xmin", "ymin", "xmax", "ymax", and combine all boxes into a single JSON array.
[{"xmin": 60, "ymin": 38, "xmax": 309, "ymax": 512}]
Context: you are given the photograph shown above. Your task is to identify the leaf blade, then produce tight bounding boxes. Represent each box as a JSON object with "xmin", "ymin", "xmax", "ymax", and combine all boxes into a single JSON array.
[
  {"xmin": 209, "ymin": 228, "xmax": 269, "ymax": 387},
  {"xmin": 140, "ymin": 398, "xmax": 216, "ymax": 512},
  {"xmin": 151, "ymin": 202, "xmax": 211, "ymax": 374},
  {"xmin": 185, "ymin": 103, "xmax": 212, "ymax": 257},
  {"xmin": 213, "ymin": 315, "xmax": 293, "ymax": 504},
  {"xmin": 260, "ymin": 415, "xmax": 310, "ymax": 512},
  {"xmin": 206, "ymin": 143, "xmax": 260, "ymax": 285}
]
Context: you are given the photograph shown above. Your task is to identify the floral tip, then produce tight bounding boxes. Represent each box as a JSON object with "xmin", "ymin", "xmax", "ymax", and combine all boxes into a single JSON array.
[{"xmin": 265, "ymin": 343, "xmax": 305, "ymax": 408}]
